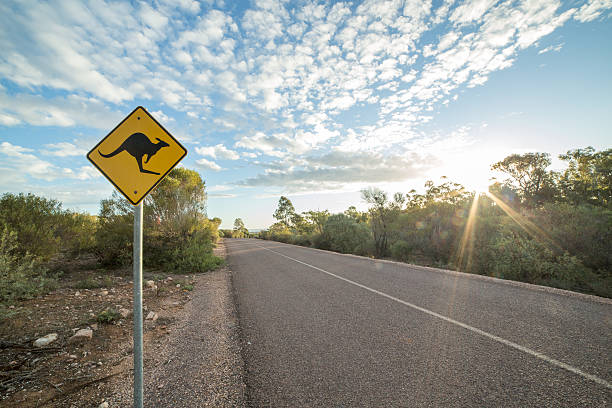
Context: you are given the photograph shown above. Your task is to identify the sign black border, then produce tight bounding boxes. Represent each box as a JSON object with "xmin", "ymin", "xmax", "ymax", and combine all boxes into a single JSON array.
[{"xmin": 86, "ymin": 106, "xmax": 188, "ymax": 206}]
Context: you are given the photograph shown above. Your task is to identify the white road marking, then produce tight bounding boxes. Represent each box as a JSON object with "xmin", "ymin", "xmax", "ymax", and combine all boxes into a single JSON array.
[{"xmin": 250, "ymin": 242, "xmax": 612, "ymax": 390}]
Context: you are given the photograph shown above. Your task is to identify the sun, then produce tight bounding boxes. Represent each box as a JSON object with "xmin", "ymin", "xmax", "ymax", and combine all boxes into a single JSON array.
[{"xmin": 458, "ymin": 168, "xmax": 494, "ymax": 194}]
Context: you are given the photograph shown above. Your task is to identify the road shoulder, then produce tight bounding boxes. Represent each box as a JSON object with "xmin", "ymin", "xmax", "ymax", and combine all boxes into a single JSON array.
[{"xmin": 109, "ymin": 239, "xmax": 247, "ymax": 407}]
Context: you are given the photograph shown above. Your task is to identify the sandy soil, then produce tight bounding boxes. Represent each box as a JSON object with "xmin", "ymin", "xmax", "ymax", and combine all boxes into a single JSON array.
[{"xmin": 0, "ymin": 239, "xmax": 245, "ymax": 407}]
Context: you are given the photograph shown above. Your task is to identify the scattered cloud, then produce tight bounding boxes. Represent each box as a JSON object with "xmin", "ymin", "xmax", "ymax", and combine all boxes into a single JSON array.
[
  {"xmin": 574, "ymin": 0, "xmax": 612, "ymax": 22},
  {"xmin": 195, "ymin": 157, "xmax": 223, "ymax": 171},
  {"xmin": 538, "ymin": 43, "xmax": 565, "ymax": 54},
  {"xmin": 237, "ymin": 150, "xmax": 437, "ymax": 193},
  {"xmin": 41, "ymin": 142, "xmax": 88, "ymax": 157},
  {"xmin": 196, "ymin": 144, "xmax": 240, "ymax": 160},
  {"xmin": 0, "ymin": 0, "xmax": 607, "ymax": 207},
  {"xmin": 0, "ymin": 141, "xmax": 98, "ymax": 181}
]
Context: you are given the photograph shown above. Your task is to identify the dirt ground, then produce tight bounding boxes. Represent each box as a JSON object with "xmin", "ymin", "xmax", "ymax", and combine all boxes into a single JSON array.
[{"xmin": 0, "ymin": 240, "xmax": 243, "ymax": 407}]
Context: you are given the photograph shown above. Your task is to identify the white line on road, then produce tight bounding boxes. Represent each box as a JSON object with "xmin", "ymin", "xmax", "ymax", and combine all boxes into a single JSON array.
[{"xmin": 251, "ymin": 243, "xmax": 612, "ymax": 390}]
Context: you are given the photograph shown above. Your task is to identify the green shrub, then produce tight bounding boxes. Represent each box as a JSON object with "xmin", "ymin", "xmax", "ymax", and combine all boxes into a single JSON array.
[
  {"xmin": 74, "ymin": 277, "xmax": 104, "ymax": 289},
  {"xmin": 94, "ymin": 192, "xmax": 133, "ymax": 267},
  {"xmin": 321, "ymin": 214, "xmax": 372, "ymax": 254},
  {"xmin": 290, "ymin": 234, "xmax": 312, "ymax": 247},
  {"xmin": 490, "ymin": 232, "xmax": 606, "ymax": 295},
  {"xmin": 97, "ymin": 308, "xmax": 121, "ymax": 324},
  {"xmin": 0, "ymin": 227, "xmax": 55, "ymax": 302},
  {"xmin": 0, "ymin": 193, "xmax": 63, "ymax": 259},
  {"xmin": 164, "ymin": 231, "xmax": 224, "ymax": 273},
  {"xmin": 390, "ymin": 240, "xmax": 412, "ymax": 262}
]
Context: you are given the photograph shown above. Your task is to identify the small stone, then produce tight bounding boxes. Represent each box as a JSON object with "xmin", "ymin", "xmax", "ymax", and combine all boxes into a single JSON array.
[
  {"xmin": 91, "ymin": 323, "xmax": 98, "ymax": 330},
  {"xmin": 75, "ymin": 291, "xmax": 81, "ymax": 296},
  {"xmin": 69, "ymin": 355, "xmax": 77, "ymax": 359},
  {"xmin": 146, "ymin": 311, "xmax": 158, "ymax": 321},
  {"xmin": 176, "ymin": 284, "xmax": 181, "ymax": 288},
  {"xmin": 119, "ymin": 308, "xmax": 130, "ymax": 318},
  {"xmin": 69, "ymin": 328, "xmax": 93, "ymax": 344},
  {"xmin": 99, "ymin": 402, "xmax": 109, "ymax": 408},
  {"xmin": 33, "ymin": 333, "xmax": 58, "ymax": 347},
  {"xmin": 100, "ymin": 290, "xmax": 109, "ymax": 296},
  {"xmin": 145, "ymin": 280, "xmax": 155, "ymax": 288},
  {"xmin": 166, "ymin": 277, "xmax": 173, "ymax": 281},
  {"xmin": 9, "ymin": 305, "xmax": 15, "ymax": 309}
]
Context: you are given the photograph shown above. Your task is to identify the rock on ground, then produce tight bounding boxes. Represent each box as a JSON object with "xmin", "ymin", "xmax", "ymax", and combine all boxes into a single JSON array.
[
  {"xmin": 33, "ymin": 333, "xmax": 58, "ymax": 347},
  {"xmin": 69, "ymin": 328, "xmax": 93, "ymax": 343}
]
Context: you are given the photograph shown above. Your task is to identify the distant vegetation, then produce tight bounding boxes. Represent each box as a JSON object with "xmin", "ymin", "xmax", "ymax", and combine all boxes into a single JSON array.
[
  {"xmin": 258, "ymin": 147, "xmax": 611, "ymax": 298},
  {"xmin": 0, "ymin": 168, "xmax": 222, "ymax": 306}
]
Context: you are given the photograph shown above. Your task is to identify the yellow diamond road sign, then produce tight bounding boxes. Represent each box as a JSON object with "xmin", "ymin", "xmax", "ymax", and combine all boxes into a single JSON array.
[{"xmin": 87, "ymin": 106, "xmax": 187, "ymax": 205}]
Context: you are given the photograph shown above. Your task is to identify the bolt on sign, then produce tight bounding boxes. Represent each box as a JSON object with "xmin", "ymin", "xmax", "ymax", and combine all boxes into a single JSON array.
[{"xmin": 87, "ymin": 106, "xmax": 187, "ymax": 205}]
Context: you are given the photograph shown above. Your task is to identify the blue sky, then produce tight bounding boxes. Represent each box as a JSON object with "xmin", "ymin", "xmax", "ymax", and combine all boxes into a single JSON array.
[{"xmin": 0, "ymin": 0, "xmax": 610, "ymax": 229}]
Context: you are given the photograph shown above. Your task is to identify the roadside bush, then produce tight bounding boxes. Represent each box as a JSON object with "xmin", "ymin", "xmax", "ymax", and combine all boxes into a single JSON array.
[
  {"xmin": 321, "ymin": 214, "xmax": 372, "ymax": 254},
  {"xmin": 163, "ymin": 231, "xmax": 223, "ymax": 273},
  {"xmin": 0, "ymin": 227, "xmax": 55, "ymax": 303},
  {"xmin": 490, "ymin": 232, "xmax": 606, "ymax": 295},
  {"xmin": 94, "ymin": 192, "xmax": 133, "ymax": 267},
  {"xmin": 390, "ymin": 240, "xmax": 412, "ymax": 262},
  {"xmin": 0, "ymin": 193, "xmax": 96, "ymax": 261},
  {"xmin": 0, "ymin": 193, "xmax": 63, "ymax": 259},
  {"xmin": 290, "ymin": 234, "xmax": 312, "ymax": 247},
  {"xmin": 97, "ymin": 308, "xmax": 121, "ymax": 324}
]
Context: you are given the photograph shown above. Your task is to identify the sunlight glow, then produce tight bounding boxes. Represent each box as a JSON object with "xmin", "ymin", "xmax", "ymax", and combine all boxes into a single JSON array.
[
  {"xmin": 485, "ymin": 191, "xmax": 563, "ymax": 252},
  {"xmin": 454, "ymin": 193, "xmax": 480, "ymax": 272}
]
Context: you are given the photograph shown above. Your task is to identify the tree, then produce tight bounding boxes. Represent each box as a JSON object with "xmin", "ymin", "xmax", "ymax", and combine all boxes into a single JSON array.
[
  {"xmin": 232, "ymin": 218, "xmax": 248, "ymax": 238},
  {"xmin": 558, "ymin": 147, "xmax": 612, "ymax": 208},
  {"xmin": 304, "ymin": 210, "xmax": 330, "ymax": 234},
  {"xmin": 344, "ymin": 206, "xmax": 367, "ymax": 222},
  {"xmin": 491, "ymin": 153, "xmax": 556, "ymax": 206},
  {"xmin": 273, "ymin": 196, "xmax": 296, "ymax": 227},
  {"xmin": 361, "ymin": 188, "xmax": 403, "ymax": 257},
  {"xmin": 145, "ymin": 167, "xmax": 208, "ymax": 237},
  {"xmin": 96, "ymin": 167, "xmax": 221, "ymax": 270}
]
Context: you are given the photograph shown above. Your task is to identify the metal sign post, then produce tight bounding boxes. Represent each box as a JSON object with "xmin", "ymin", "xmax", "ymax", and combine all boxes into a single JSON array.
[
  {"xmin": 133, "ymin": 201, "xmax": 144, "ymax": 408},
  {"xmin": 86, "ymin": 106, "xmax": 186, "ymax": 408}
]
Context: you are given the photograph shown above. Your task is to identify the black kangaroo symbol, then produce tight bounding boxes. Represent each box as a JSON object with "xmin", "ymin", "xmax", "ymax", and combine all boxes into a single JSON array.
[{"xmin": 99, "ymin": 133, "xmax": 169, "ymax": 175}]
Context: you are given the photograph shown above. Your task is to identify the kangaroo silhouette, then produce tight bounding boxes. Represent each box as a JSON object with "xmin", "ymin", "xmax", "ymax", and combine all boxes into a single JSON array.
[{"xmin": 99, "ymin": 133, "xmax": 169, "ymax": 175}]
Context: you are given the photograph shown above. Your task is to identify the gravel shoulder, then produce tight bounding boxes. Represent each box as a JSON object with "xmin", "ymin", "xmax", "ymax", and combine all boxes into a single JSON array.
[{"xmin": 108, "ymin": 239, "xmax": 247, "ymax": 407}]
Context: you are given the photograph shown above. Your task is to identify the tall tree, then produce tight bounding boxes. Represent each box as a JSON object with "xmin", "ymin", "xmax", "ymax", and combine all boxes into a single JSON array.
[
  {"xmin": 491, "ymin": 153, "xmax": 556, "ymax": 206},
  {"xmin": 233, "ymin": 218, "xmax": 248, "ymax": 238},
  {"xmin": 145, "ymin": 167, "xmax": 207, "ymax": 237},
  {"xmin": 558, "ymin": 147, "xmax": 612, "ymax": 208},
  {"xmin": 304, "ymin": 210, "xmax": 330, "ymax": 234},
  {"xmin": 273, "ymin": 196, "xmax": 296, "ymax": 227},
  {"xmin": 361, "ymin": 188, "xmax": 402, "ymax": 257}
]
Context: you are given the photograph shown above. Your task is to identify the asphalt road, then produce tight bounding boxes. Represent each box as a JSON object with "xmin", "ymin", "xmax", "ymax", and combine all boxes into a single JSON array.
[{"xmin": 228, "ymin": 238, "xmax": 611, "ymax": 407}]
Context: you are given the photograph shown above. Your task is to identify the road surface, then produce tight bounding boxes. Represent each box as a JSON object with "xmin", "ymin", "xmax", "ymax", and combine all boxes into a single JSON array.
[{"xmin": 228, "ymin": 238, "xmax": 611, "ymax": 407}]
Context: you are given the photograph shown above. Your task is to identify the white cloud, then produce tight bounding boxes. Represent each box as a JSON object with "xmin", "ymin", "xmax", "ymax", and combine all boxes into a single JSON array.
[
  {"xmin": 236, "ymin": 150, "xmax": 438, "ymax": 192},
  {"xmin": 538, "ymin": 43, "xmax": 564, "ymax": 54},
  {"xmin": 574, "ymin": 0, "xmax": 612, "ymax": 22},
  {"xmin": 0, "ymin": 113, "xmax": 21, "ymax": 126},
  {"xmin": 0, "ymin": 141, "xmax": 97, "ymax": 181},
  {"xmin": 195, "ymin": 157, "xmax": 223, "ymax": 171},
  {"xmin": 450, "ymin": 0, "xmax": 497, "ymax": 24},
  {"xmin": 195, "ymin": 144, "xmax": 240, "ymax": 160},
  {"xmin": 0, "ymin": 91, "xmax": 123, "ymax": 129},
  {"xmin": 41, "ymin": 142, "xmax": 88, "ymax": 157}
]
